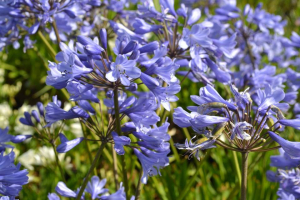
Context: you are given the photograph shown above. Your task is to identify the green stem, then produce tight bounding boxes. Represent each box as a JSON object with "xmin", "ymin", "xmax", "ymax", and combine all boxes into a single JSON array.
[
  {"xmin": 51, "ymin": 142, "xmax": 66, "ymax": 182},
  {"xmin": 52, "ymin": 18, "xmax": 61, "ymax": 44},
  {"xmin": 178, "ymin": 153, "xmax": 209, "ymax": 200},
  {"xmin": 37, "ymin": 31, "xmax": 56, "ymax": 61},
  {"xmin": 232, "ymin": 151, "xmax": 241, "ymax": 187},
  {"xmin": 113, "ymin": 88, "xmax": 129, "ymax": 200},
  {"xmin": 134, "ymin": 170, "xmax": 143, "ymax": 200},
  {"xmin": 241, "ymin": 152, "xmax": 248, "ymax": 200},
  {"xmin": 112, "ymin": 144, "xmax": 119, "ymax": 191},
  {"xmin": 76, "ymin": 142, "xmax": 106, "ymax": 200},
  {"xmin": 81, "ymin": 122, "xmax": 97, "ymax": 175}
]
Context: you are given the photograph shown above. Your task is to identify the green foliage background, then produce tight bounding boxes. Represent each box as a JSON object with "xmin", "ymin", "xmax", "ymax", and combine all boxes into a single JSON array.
[{"xmin": 1, "ymin": 0, "xmax": 300, "ymax": 199}]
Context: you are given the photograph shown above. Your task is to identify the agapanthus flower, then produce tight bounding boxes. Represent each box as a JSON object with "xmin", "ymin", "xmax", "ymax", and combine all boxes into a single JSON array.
[
  {"xmin": 50, "ymin": 176, "xmax": 126, "ymax": 199},
  {"xmin": 0, "ymin": 151, "xmax": 28, "ymax": 197},
  {"xmin": 45, "ymin": 96, "xmax": 90, "ymax": 126},
  {"xmin": 56, "ymin": 133, "xmax": 84, "ymax": 153},
  {"xmin": 106, "ymin": 55, "xmax": 141, "ymax": 86},
  {"xmin": 174, "ymin": 83, "xmax": 299, "ymax": 160}
]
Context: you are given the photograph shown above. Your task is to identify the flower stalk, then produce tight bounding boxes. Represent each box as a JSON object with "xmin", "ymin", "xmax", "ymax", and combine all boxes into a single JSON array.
[
  {"xmin": 114, "ymin": 87, "xmax": 129, "ymax": 200},
  {"xmin": 51, "ymin": 142, "xmax": 66, "ymax": 183},
  {"xmin": 241, "ymin": 152, "xmax": 248, "ymax": 200},
  {"xmin": 76, "ymin": 142, "xmax": 106, "ymax": 200}
]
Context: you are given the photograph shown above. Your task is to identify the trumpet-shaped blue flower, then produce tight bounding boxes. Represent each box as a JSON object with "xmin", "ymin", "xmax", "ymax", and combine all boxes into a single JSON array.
[
  {"xmin": 86, "ymin": 176, "xmax": 109, "ymax": 199},
  {"xmin": 111, "ymin": 132, "xmax": 131, "ymax": 155},
  {"xmin": 46, "ymin": 53, "xmax": 92, "ymax": 89},
  {"xmin": 268, "ymin": 131, "xmax": 300, "ymax": 159},
  {"xmin": 175, "ymin": 136, "xmax": 216, "ymax": 161},
  {"xmin": 191, "ymin": 85, "xmax": 237, "ymax": 110},
  {"xmin": 179, "ymin": 24, "xmax": 212, "ymax": 49},
  {"xmin": 45, "ymin": 96, "xmax": 90, "ymax": 126},
  {"xmin": 106, "ymin": 55, "xmax": 141, "ymax": 86},
  {"xmin": 0, "ymin": 151, "xmax": 28, "ymax": 197},
  {"xmin": 279, "ymin": 118, "xmax": 300, "ymax": 130},
  {"xmin": 134, "ymin": 148, "xmax": 168, "ymax": 184},
  {"xmin": 270, "ymin": 148, "xmax": 300, "ymax": 169},
  {"xmin": 56, "ymin": 133, "xmax": 84, "ymax": 153}
]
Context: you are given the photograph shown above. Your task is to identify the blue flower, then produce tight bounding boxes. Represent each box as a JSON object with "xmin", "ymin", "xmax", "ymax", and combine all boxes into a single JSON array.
[
  {"xmin": 55, "ymin": 182, "xmax": 77, "ymax": 198},
  {"xmin": 133, "ymin": 18, "xmax": 162, "ymax": 34},
  {"xmin": 190, "ymin": 85, "xmax": 237, "ymax": 110},
  {"xmin": 270, "ymin": 148, "xmax": 300, "ymax": 169},
  {"xmin": 255, "ymin": 85, "xmax": 286, "ymax": 112},
  {"xmin": 46, "ymin": 53, "xmax": 92, "ymax": 89},
  {"xmin": 106, "ymin": 55, "xmax": 141, "ymax": 86},
  {"xmin": 187, "ymin": 8, "xmax": 201, "ymax": 25},
  {"xmin": 100, "ymin": 183, "xmax": 126, "ymax": 200},
  {"xmin": 231, "ymin": 122, "xmax": 252, "ymax": 140},
  {"xmin": 111, "ymin": 132, "xmax": 131, "ymax": 155},
  {"xmin": 48, "ymin": 193, "xmax": 60, "ymax": 200},
  {"xmin": 10, "ymin": 135, "xmax": 32, "ymax": 144},
  {"xmin": 45, "ymin": 96, "xmax": 90, "ymax": 126},
  {"xmin": 175, "ymin": 136, "xmax": 216, "ymax": 161},
  {"xmin": 85, "ymin": 176, "xmax": 109, "ymax": 199},
  {"xmin": 179, "ymin": 24, "xmax": 212, "ymax": 49},
  {"xmin": 279, "ymin": 118, "xmax": 300, "ymax": 130},
  {"xmin": 0, "ymin": 127, "xmax": 12, "ymax": 149},
  {"xmin": 268, "ymin": 131, "xmax": 300, "ymax": 159},
  {"xmin": 0, "ymin": 151, "xmax": 28, "ymax": 197},
  {"xmin": 56, "ymin": 133, "xmax": 84, "ymax": 153},
  {"xmin": 134, "ymin": 148, "xmax": 168, "ymax": 184},
  {"xmin": 19, "ymin": 112, "xmax": 34, "ymax": 126},
  {"xmin": 66, "ymin": 81, "xmax": 99, "ymax": 103}
]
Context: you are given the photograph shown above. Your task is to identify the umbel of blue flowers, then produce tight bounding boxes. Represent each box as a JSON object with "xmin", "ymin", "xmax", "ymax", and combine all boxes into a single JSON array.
[
  {"xmin": 48, "ymin": 176, "xmax": 127, "ymax": 200},
  {"xmin": 41, "ymin": 20, "xmax": 177, "ymax": 198},
  {"xmin": 173, "ymin": 83, "xmax": 300, "ymax": 200},
  {"xmin": 266, "ymin": 148, "xmax": 300, "ymax": 199},
  {"xmin": 0, "ymin": 128, "xmax": 29, "ymax": 199}
]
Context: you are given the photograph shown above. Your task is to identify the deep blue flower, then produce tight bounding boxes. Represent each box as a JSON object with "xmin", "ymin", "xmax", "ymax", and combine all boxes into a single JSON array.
[
  {"xmin": 255, "ymin": 85, "xmax": 286, "ymax": 112},
  {"xmin": 106, "ymin": 55, "xmax": 141, "ymax": 86},
  {"xmin": 190, "ymin": 85, "xmax": 237, "ymax": 110},
  {"xmin": 111, "ymin": 132, "xmax": 131, "ymax": 155},
  {"xmin": 46, "ymin": 53, "xmax": 92, "ymax": 89},
  {"xmin": 268, "ymin": 131, "xmax": 300, "ymax": 159},
  {"xmin": 134, "ymin": 148, "xmax": 168, "ymax": 184},
  {"xmin": 175, "ymin": 136, "xmax": 216, "ymax": 161},
  {"xmin": 45, "ymin": 96, "xmax": 90, "ymax": 126},
  {"xmin": 0, "ymin": 127, "xmax": 12, "ymax": 149},
  {"xmin": 0, "ymin": 151, "xmax": 28, "ymax": 197},
  {"xmin": 56, "ymin": 133, "xmax": 84, "ymax": 153},
  {"xmin": 100, "ymin": 183, "xmax": 126, "ymax": 200},
  {"xmin": 10, "ymin": 135, "xmax": 32, "ymax": 144},
  {"xmin": 270, "ymin": 148, "xmax": 300, "ymax": 169},
  {"xmin": 66, "ymin": 81, "xmax": 99, "ymax": 103},
  {"xmin": 179, "ymin": 24, "xmax": 212, "ymax": 49},
  {"xmin": 55, "ymin": 182, "xmax": 77, "ymax": 198},
  {"xmin": 133, "ymin": 18, "xmax": 162, "ymax": 34},
  {"xmin": 19, "ymin": 112, "xmax": 34, "ymax": 126},
  {"xmin": 85, "ymin": 176, "xmax": 109, "ymax": 199},
  {"xmin": 48, "ymin": 193, "xmax": 60, "ymax": 200},
  {"xmin": 231, "ymin": 122, "xmax": 252, "ymax": 140},
  {"xmin": 279, "ymin": 118, "xmax": 300, "ymax": 130}
]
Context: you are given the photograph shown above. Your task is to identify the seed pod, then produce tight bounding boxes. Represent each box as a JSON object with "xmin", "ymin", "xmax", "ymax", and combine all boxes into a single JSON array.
[
  {"xmin": 197, "ymin": 102, "xmax": 227, "ymax": 114},
  {"xmin": 270, "ymin": 105, "xmax": 285, "ymax": 120},
  {"xmin": 210, "ymin": 122, "xmax": 227, "ymax": 140}
]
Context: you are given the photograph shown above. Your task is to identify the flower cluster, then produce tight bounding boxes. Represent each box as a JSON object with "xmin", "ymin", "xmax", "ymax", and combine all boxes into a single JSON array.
[
  {"xmin": 267, "ymin": 148, "xmax": 300, "ymax": 199},
  {"xmin": 173, "ymin": 83, "xmax": 300, "ymax": 160},
  {"xmin": 1, "ymin": 0, "xmax": 300, "ymax": 199},
  {"xmin": 0, "ymin": 128, "xmax": 28, "ymax": 198},
  {"xmin": 48, "ymin": 176, "xmax": 127, "ymax": 200}
]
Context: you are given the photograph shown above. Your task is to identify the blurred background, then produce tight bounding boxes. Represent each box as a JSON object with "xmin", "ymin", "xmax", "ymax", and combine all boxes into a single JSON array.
[{"xmin": 1, "ymin": 0, "xmax": 300, "ymax": 199}]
